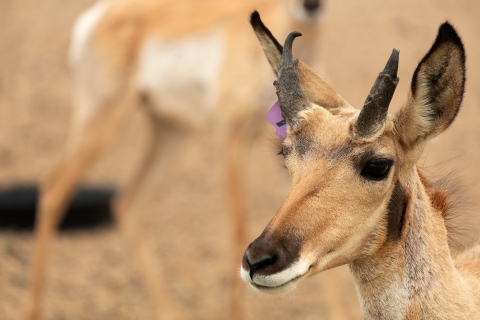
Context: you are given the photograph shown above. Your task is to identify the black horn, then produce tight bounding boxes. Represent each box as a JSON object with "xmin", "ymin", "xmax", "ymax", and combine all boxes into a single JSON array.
[
  {"xmin": 354, "ymin": 49, "xmax": 400, "ymax": 138},
  {"xmin": 281, "ymin": 31, "xmax": 302, "ymax": 65},
  {"xmin": 274, "ymin": 31, "xmax": 309, "ymax": 128}
]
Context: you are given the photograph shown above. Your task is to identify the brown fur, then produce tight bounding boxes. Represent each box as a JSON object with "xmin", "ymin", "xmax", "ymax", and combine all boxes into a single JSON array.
[
  {"xmin": 25, "ymin": 1, "xmax": 328, "ymax": 320},
  {"xmin": 243, "ymin": 16, "xmax": 480, "ymax": 320},
  {"xmin": 418, "ymin": 170, "xmax": 451, "ymax": 221}
]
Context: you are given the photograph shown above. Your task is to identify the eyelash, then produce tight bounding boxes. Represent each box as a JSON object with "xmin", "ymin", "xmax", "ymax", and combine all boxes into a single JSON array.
[
  {"xmin": 276, "ymin": 144, "xmax": 287, "ymax": 168},
  {"xmin": 273, "ymin": 139, "xmax": 284, "ymax": 156}
]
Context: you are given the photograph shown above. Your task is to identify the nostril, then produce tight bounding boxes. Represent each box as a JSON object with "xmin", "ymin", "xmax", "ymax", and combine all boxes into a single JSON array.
[
  {"xmin": 303, "ymin": 0, "xmax": 320, "ymax": 13},
  {"xmin": 248, "ymin": 255, "xmax": 277, "ymax": 279}
]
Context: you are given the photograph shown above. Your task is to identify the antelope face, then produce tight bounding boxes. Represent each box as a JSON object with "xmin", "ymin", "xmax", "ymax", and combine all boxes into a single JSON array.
[
  {"xmin": 243, "ymin": 108, "xmax": 400, "ymax": 294},
  {"xmin": 243, "ymin": 12, "xmax": 465, "ymax": 294},
  {"xmin": 287, "ymin": 0, "xmax": 324, "ymax": 23}
]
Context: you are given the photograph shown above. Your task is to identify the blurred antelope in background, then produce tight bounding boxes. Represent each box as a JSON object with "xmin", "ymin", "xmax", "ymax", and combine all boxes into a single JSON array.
[
  {"xmin": 25, "ymin": 0, "xmax": 328, "ymax": 319},
  {"xmin": 242, "ymin": 13, "xmax": 480, "ymax": 319}
]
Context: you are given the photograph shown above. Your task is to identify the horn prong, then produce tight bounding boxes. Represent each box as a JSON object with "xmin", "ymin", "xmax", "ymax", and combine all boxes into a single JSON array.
[
  {"xmin": 281, "ymin": 31, "xmax": 302, "ymax": 65},
  {"xmin": 384, "ymin": 49, "xmax": 399, "ymax": 76},
  {"xmin": 274, "ymin": 31, "xmax": 307, "ymax": 128},
  {"xmin": 354, "ymin": 49, "xmax": 400, "ymax": 139}
]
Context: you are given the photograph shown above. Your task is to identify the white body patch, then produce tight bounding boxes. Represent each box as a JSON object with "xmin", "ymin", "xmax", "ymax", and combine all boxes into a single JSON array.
[
  {"xmin": 136, "ymin": 31, "xmax": 224, "ymax": 128},
  {"xmin": 68, "ymin": 0, "xmax": 109, "ymax": 65}
]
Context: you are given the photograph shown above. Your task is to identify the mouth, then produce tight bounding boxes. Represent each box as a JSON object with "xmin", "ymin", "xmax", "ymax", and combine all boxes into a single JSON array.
[
  {"xmin": 249, "ymin": 274, "xmax": 304, "ymax": 294},
  {"xmin": 304, "ymin": 9, "xmax": 319, "ymax": 17},
  {"xmin": 241, "ymin": 263, "xmax": 310, "ymax": 295}
]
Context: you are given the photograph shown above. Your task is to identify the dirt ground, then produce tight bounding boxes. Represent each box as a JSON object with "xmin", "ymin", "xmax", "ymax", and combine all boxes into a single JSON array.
[{"xmin": 1, "ymin": 0, "xmax": 480, "ymax": 319}]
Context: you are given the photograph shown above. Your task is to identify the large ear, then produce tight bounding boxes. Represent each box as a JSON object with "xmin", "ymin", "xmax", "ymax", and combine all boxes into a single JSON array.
[
  {"xmin": 250, "ymin": 11, "xmax": 351, "ymax": 128},
  {"xmin": 250, "ymin": 11, "xmax": 283, "ymax": 76},
  {"xmin": 396, "ymin": 22, "xmax": 466, "ymax": 148}
]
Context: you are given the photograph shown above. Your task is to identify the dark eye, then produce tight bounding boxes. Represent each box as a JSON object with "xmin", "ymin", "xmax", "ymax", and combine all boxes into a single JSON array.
[{"xmin": 361, "ymin": 159, "xmax": 393, "ymax": 181}]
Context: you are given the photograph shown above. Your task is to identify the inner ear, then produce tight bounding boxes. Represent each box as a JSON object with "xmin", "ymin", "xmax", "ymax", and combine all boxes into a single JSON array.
[
  {"xmin": 411, "ymin": 23, "xmax": 465, "ymax": 98},
  {"xmin": 396, "ymin": 22, "xmax": 466, "ymax": 147}
]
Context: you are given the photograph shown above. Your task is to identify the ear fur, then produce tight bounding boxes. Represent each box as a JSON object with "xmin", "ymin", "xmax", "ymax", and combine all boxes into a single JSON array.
[
  {"xmin": 396, "ymin": 22, "xmax": 466, "ymax": 147},
  {"xmin": 251, "ymin": 11, "xmax": 351, "ymax": 116},
  {"xmin": 250, "ymin": 11, "xmax": 283, "ymax": 76}
]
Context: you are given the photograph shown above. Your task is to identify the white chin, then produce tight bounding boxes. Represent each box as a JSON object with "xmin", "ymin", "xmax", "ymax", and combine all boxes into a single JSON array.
[
  {"xmin": 240, "ymin": 260, "xmax": 310, "ymax": 295},
  {"xmin": 249, "ymin": 277, "xmax": 298, "ymax": 295}
]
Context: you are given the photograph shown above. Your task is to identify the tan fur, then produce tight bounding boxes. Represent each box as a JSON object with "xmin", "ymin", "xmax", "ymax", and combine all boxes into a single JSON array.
[
  {"xmin": 418, "ymin": 170, "xmax": 451, "ymax": 220},
  {"xmin": 297, "ymin": 61, "xmax": 352, "ymax": 112},
  {"xmin": 244, "ymin": 19, "xmax": 480, "ymax": 319},
  {"xmin": 25, "ymin": 1, "xmax": 327, "ymax": 320}
]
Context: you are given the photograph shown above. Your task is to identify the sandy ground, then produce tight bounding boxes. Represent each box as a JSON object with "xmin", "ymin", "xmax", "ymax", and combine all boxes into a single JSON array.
[{"xmin": 1, "ymin": 0, "xmax": 480, "ymax": 319}]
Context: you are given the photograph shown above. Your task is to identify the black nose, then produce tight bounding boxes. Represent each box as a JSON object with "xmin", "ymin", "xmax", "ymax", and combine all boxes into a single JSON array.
[
  {"xmin": 242, "ymin": 234, "xmax": 299, "ymax": 279},
  {"xmin": 303, "ymin": 0, "xmax": 321, "ymax": 13},
  {"xmin": 245, "ymin": 252, "xmax": 277, "ymax": 279}
]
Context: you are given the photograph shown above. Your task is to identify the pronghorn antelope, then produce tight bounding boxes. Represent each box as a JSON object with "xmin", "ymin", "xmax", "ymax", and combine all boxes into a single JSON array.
[
  {"xmin": 25, "ymin": 1, "xmax": 327, "ymax": 319},
  {"xmin": 242, "ymin": 12, "xmax": 480, "ymax": 319}
]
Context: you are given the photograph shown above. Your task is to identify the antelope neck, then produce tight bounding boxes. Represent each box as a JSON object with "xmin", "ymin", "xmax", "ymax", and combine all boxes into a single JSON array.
[{"xmin": 348, "ymin": 170, "xmax": 469, "ymax": 320}]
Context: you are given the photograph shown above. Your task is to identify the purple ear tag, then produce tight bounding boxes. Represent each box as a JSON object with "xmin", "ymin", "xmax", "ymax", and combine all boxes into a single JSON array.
[{"xmin": 266, "ymin": 101, "xmax": 288, "ymax": 139}]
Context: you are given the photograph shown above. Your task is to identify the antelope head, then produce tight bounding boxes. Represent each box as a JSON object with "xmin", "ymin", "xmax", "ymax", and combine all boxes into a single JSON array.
[
  {"xmin": 242, "ymin": 12, "xmax": 465, "ymax": 294},
  {"xmin": 287, "ymin": 0, "xmax": 325, "ymax": 22}
]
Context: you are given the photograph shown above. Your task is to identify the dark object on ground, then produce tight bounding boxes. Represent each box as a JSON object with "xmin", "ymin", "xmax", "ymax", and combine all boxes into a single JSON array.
[{"xmin": 0, "ymin": 185, "xmax": 116, "ymax": 231}]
